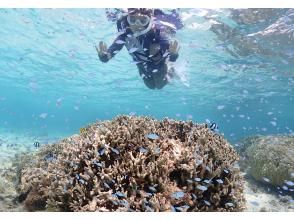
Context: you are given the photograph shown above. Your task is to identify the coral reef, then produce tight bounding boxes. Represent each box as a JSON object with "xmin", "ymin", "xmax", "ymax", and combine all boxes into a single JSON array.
[
  {"xmin": 237, "ymin": 135, "xmax": 294, "ymax": 188},
  {"xmin": 16, "ymin": 115, "xmax": 245, "ymax": 211}
]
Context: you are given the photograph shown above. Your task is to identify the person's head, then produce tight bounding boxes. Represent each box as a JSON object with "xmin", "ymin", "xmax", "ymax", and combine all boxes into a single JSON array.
[{"xmin": 127, "ymin": 8, "xmax": 153, "ymax": 34}]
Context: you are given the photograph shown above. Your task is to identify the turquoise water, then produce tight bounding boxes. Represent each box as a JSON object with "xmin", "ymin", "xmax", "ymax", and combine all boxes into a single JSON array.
[{"xmin": 0, "ymin": 8, "xmax": 293, "ymax": 145}]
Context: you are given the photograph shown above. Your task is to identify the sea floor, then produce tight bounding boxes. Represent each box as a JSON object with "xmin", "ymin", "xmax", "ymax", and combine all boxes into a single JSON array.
[{"xmin": 0, "ymin": 132, "xmax": 293, "ymax": 212}]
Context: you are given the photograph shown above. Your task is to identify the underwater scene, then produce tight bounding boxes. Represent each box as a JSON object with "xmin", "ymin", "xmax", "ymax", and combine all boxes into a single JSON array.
[{"xmin": 0, "ymin": 8, "xmax": 293, "ymax": 212}]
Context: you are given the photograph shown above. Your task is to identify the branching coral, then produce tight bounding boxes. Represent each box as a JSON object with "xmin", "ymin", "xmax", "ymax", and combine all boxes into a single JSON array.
[{"xmin": 16, "ymin": 115, "xmax": 245, "ymax": 211}]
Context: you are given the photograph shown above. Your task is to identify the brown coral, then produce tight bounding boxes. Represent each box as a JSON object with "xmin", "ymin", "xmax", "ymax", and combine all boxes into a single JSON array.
[{"xmin": 16, "ymin": 115, "xmax": 245, "ymax": 211}]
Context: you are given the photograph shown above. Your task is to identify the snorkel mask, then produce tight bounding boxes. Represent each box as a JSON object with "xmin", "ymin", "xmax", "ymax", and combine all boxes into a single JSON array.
[
  {"xmin": 127, "ymin": 8, "xmax": 154, "ymax": 37},
  {"xmin": 127, "ymin": 13, "xmax": 151, "ymax": 26}
]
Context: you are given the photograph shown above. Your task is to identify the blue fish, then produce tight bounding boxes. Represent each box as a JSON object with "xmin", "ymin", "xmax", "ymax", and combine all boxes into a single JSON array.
[
  {"xmin": 154, "ymin": 146, "xmax": 160, "ymax": 154},
  {"xmin": 116, "ymin": 191, "xmax": 126, "ymax": 198},
  {"xmin": 44, "ymin": 153, "xmax": 56, "ymax": 162},
  {"xmin": 203, "ymin": 200, "xmax": 211, "ymax": 206},
  {"xmin": 197, "ymin": 185, "xmax": 207, "ymax": 191},
  {"xmin": 285, "ymin": 181, "xmax": 294, "ymax": 187},
  {"xmin": 98, "ymin": 148, "xmax": 105, "ymax": 156},
  {"xmin": 111, "ymin": 147, "xmax": 120, "ymax": 155},
  {"xmin": 175, "ymin": 205, "xmax": 190, "ymax": 212},
  {"xmin": 146, "ymin": 133, "xmax": 159, "ymax": 140},
  {"xmin": 93, "ymin": 160, "xmax": 102, "ymax": 167},
  {"xmin": 171, "ymin": 191, "xmax": 185, "ymax": 199},
  {"xmin": 148, "ymin": 186, "xmax": 157, "ymax": 193},
  {"xmin": 216, "ymin": 179, "xmax": 224, "ymax": 184},
  {"xmin": 225, "ymin": 202, "xmax": 234, "ymax": 207},
  {"xmin": 139, "ymin": 147, "xmax": 148, "ymax": 153},
  {"xmin": 209, "ymin": 122, "xmax": 218, "ymax": 131},
  {"xmin": 194, "ymin": 177, "xmax": 201, "ymax": 182}
]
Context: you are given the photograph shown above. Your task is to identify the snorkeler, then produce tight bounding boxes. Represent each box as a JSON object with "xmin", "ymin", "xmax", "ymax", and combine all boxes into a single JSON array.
[{"xmin": 96, "ymin": 8, "xmax": 181, "ymax": 89}]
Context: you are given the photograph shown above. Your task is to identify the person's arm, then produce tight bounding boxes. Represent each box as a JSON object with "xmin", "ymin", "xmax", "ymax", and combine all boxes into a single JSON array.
[
  {"xmin": 168, "ymin": 39, "xmax": 180, "ymax": 62},
  {"xmin": 96, "ymin": 34, "xmax": 126, "ymax": 63},
  {"xmin": 155, "ymin": 30, "xmax": 180, "ymax": 63}
]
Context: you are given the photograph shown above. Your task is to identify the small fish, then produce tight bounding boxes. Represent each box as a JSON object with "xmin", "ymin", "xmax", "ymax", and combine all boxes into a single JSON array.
[
  {"xmin": 75, "ymin": 174, "xmax": 80, "ymax": 180},
  {"xmin": 145, "ymin": 206, "xmax": 154, "ymax": 212},
  {"xmin": 152, "ymin": 69, "xmax": 158, "ymax": 73},
  {"xmin": 93, "ymin": 161, "xmax": 102, "ymax": 167},
  {"xmin": 216, "ymin": 179, "xmax": 224, "ymax": 184},
  {"xmin": 119, "ymin": 200, "xmax": 129, "ymax": 207},
  {"xmin": 282, "ymin": 185, "xmax": 288, "ymax": 191},
  {"xmin": 129, "ymin": 111, "xmax": 136, "ymax": 116},
  {"xmin": 116, "ymin": 191, "xmax": 126, "ymax": 198},
  {"xmin": 225, "ymin": 202, "xmax": 234, "ymax": 207},
  {"xmin": 139, "ymin": 147, "xmax": 148, "ymax": 153},
  {"xmin": 171, "ymin": 191, "xmax": 185, "ymax": 199},
  {"xmin": 98, "ymin": 148, "xmax": 105, "ymax": 156},
  {"xmin": 217, "ymin": 105, "xmax": 225, "ymax": 110},
  {"xmin": 154, "ymin": 147, "xmax": 160, "ymax": 154},
  {"xmin": 111, "ymin": 147, "xmax": 119, "ymax": 155},
  {"xmin": 148, "ymin": 186, "xmax": 157, "ymax": 193},
  {"xmin": 197, "ymin": 185, "xmax": 207, "ymax": 191},
  {"xmin": 203, "ymin": 200, "xmax": 211, "ymax": 206},
  {"xmin": 209, "ymin": 122, "xmax": 218, "ymax": 131},
  {"xmin": 111, "ymin": 200, "xmax": 119, "ymax": 206},
  {"xmin": 203, "ymin": 179, "xmax": 211, "ymax": 184},
  {"xmin": 285, "ymin": 181, "xmax": 294, "ymax": 187},
  {"xmin": 262, "ymin": 177, "xmax": 270, "ymax": 183},
  {"xmin": 39, "ymin": 113, "xmax": 48, "ymax": 119},
  {"xmin": 115, "ymin": 40, "xmax": 125, "ymax": 44},
  {"xmin": 163, "ymin": 51, "xmax": 169, "ymax": 57},
  {"xmin": 187, "ymin": 179, "xmax": 193, "ymax": 184},
  {"xmin": 223, "ymin": 169, "xmax": 229, "ymax": 174},
  {"xmin": 175, "ymin": 205, "xmax": 189, "ymax": 212},
  {"xmin": 44, "ymin": 153, "xmax": 56, "ymax": 162},
  {"xmin": 129, "ymin": 47, "xmax": 138, "ymax": 53},
  {"xmin": 104, "ymin": 182, "xmax": 110, "ymax": 189},
  {"xmin": 170, "ymin": 206, "xmax": 176, "ymax": 212},
  {"xmin": 194, "ymin": 177, "xmax": 201, "ymax": 182},
  {"xmin": 146, "ymin": 133, "xmax": 159, "ymax": 140},
  {"xmin": 145, "ymin": 193, "xmax": 153, "ymax": 197},
  {"xmin": 196, "ymin": 160, "xmax": 203, "ymax": 165},
  {"xmin": 270, "ymin": 121, "xmax": 277, "ymax": 126},
  {"xmin": 34, "ymin": 142, "xmax": 40, "ymax": 148},
  {"xmin": 79, "ymin": 179, "xmax": 85, "ymax": 184}
]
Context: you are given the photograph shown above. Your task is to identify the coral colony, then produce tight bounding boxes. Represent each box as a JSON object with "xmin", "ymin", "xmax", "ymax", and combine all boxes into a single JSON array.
[{"xmin": 16, "ymin": 115, "xmax": 245, "ymax": 211}]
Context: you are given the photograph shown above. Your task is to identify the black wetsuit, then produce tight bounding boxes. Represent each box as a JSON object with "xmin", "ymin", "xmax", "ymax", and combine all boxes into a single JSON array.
[{"xmin": 99, "ymin": 16, "xmax": 179, "ymax": 89}]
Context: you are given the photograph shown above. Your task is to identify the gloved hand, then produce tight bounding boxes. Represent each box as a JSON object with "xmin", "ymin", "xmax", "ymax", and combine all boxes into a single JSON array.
[
  {"xmin": 169, "ymin": 39, "xmax": 180, "ymax": 55},
  {"xmin": 95, "ymin": 41, "xmax": 111, "ymax": 62}
]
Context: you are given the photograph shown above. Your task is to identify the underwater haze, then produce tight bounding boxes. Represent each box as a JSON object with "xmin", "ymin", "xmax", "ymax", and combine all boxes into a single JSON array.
[
  {"xmin": 0, "ymin": 8, "xmax": 293, "ymax": 211},
  {"xmin": 0, "ymin": 8, "xmax": 293, "ymax": 143}
]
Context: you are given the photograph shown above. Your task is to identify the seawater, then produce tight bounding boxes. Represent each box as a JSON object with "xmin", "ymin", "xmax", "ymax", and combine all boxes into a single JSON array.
[{"xmin": 0, "ymin": 8, "xmax": 293, "ymax": 211}]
